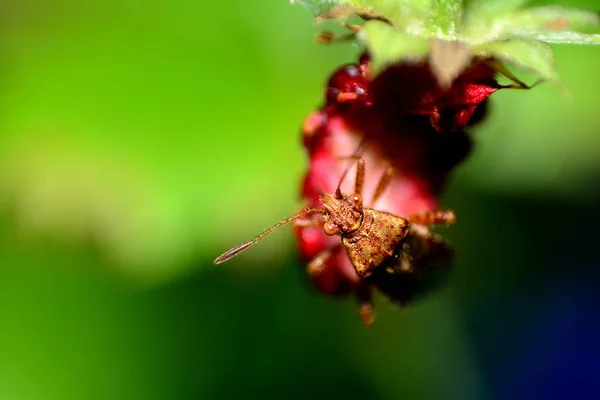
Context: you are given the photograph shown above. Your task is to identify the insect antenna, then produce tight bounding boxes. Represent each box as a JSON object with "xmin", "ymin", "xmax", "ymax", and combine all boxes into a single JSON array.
[
  {"xmin": 335, "ymin": 135, "xmax": 367, "ymax": 196},
  {"xmin": 214, "ymin": 208, "xmax": 325, "ymax": 264}
]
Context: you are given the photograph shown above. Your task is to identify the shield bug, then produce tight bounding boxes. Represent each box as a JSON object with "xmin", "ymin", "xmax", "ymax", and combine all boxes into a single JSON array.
[{"xmin": 214, "ymin": 156, "xmax": 455, "ymax": 282}]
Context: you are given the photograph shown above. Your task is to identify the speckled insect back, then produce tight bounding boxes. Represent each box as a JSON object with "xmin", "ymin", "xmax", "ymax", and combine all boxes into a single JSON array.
[
  {"xmin": 295, "ymin": 151, "xmax": 456, "ymax": 324},
  {"xmin": 215, "ymin": 153, "xmax": 457, "ymax": 325},
  {"xmin": 220, "ymin": 0, "xmax": 600, "ymax": 325},
  {"xmin": 291, "ymin": 0, "xmax": 600, "ymax": 323},
  {"xmin": 294, "ymin": 52, "xmax": 485, "ymax": 323}
]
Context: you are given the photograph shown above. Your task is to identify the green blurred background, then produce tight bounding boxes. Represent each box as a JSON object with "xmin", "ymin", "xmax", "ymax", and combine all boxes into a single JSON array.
[{"xmin": 0, "ymin": 1, "xmax": 598, "ymax": 399}]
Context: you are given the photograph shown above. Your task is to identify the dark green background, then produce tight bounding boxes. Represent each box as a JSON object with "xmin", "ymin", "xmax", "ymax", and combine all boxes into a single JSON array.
[{"xmin": 0, "ymin": 1, "xmax": 598, "ymax": 399}]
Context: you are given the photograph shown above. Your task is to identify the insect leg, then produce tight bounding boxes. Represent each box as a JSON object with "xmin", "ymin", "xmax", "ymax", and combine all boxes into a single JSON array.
[
  {"xmin": 306, "ymin": 244, "xmax": 342, "ymax": 277},
  {"xmin": 354, "ymin": 157, "xmax": 365, "ymax": 196},
  {"xmin": 295, "ymin": 215, "xmax": 336, "ymax": 277},
  {"xmin": 356, "ymin": 282, "xmax": 374, "ymax": 326},
  {"xmin": 384, "ymin": 243, "xmax": 413, "ymax": 274},
  {"xmin": 370, "ymin": 164, "xmax": 394, "ymax": 205},
  {"xmin": 407, "ymin": 210, "xmax": 456, "ymax": 226},
  {"xmin": 413, "ymin": 231, "xmax": 454, "ymax": 266},
  {"xmin": 335, "ymin": 136, "xmax": 367, "ymax": 195},
  {"xmin": 399, "ymin": 251, "xmax": 414, "ymax": 273},
  {"xmin": 334, "ymin": 155, "xmax": 365, "ymax": 196},
  {"xmin": 399, "ymin": 229, "xmax": 454, "ymax": 274}
]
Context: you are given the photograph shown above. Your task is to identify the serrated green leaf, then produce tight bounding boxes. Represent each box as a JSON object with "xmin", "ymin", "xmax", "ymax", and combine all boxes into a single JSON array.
[
  {"xmin": 359, "ymin": 20, "xmax": 429, "ymax": 74},
  {"xmin": 290, "ymin": 0, "xmax": 342, "ymax": 16},
  {"xmin": 465, "ymin": 6, "xmax": 600, "ymax": 43},
  {"xmin": 290, "ymin": 0, "xmax": 423, "ymax": 17},
  {"xmin": 473, "ymin": 38, "xmax": 559, "ymax": 82},
  {"xmin": 462, "ymin": 0, "xmax": 527, "ymax": 41},
  {"xmin": 514, "ymin": 31, "xmax": 600, "ymax": 45},
  {"xmin": 383, "ymin": 0, "xmax": 432, "ymax": 34},
  {"xmin": 291, "ymin": 0, "xmax": 432, "ymax": 35},
  {"xmin": 426, "ymin": 0, "xmax": 463, "ymax": 39},
  {"xmin": 463, "ymin": 0, "xmax": 527, "ymax": 23},
  {"xmin": 508, "ymin": 6, "xmax": 599, "ymax": 31}
]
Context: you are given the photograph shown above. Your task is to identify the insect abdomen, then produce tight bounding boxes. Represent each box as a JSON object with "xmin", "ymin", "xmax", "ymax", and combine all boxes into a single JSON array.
[{"xmin": 343, "ymin": 209, "xmax": 410, "ymax": 277}]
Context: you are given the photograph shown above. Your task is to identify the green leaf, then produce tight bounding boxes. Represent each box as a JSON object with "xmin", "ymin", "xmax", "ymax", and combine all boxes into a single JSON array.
[
  {"xmin": 289, "ymin": 0, "xmax": 408, "ymax": 17},
  {"xmin": 291, "ymin": 0, "xmax": 432, "ymax": 35},
  {"xmin": 473, "ymin": 37, "xmax": 559, "ymax": 82},
  {"xmin": 378, "ymin": 0, "xmax": 432, "ymax": 34},
  {"xmin": 463, "ymin": 0, "xmax": 527, "ymax": 22},
  {"xmin": 507, "ymin": 6, "xmax": 599, "ymax": 31},
  {"xmin": 514, "ymin": 31, "xmax": 600, "ymax": 45},
  {"xmin": 465, "ymin": 6, "xmax": 600, "ymax": 43},
  {"xmin": 289, "ymin": 0, "xmax": 342, "ymax": 16},
  {"xmin": 358, "ymin": 20, "xmax": 429, "ymax": 74},
  {"xmin": 462, "ymin": 0, "xmax": 527, "ymax": 41},
  {"xmin": 426, "ymin": 0, "xmax": 463, "ymax": 39}
]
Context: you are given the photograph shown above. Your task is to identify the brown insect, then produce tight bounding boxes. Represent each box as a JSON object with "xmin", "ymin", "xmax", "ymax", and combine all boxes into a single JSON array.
[{"xmin": 214, "ymin": 156, "xmax": 455, "ymax": 281}]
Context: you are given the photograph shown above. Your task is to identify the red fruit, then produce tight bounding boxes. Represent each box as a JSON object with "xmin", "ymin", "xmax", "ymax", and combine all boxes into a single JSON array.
[
  {"xmin": 325, "ymin": 59, "xmax": 372, "ymax": 106},
  {"xmin": 369, "ymin": 57, "xmax": 501, "ymax": 132},
  {"xmin": 294, "ymin": 53, "xmax": 506, "ymax": 320}
]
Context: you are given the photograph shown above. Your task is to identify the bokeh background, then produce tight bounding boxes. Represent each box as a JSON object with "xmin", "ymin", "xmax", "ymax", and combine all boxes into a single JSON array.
[{"xmin": 0, "ymin": 1, "xmax": 598, "ymax": 399}]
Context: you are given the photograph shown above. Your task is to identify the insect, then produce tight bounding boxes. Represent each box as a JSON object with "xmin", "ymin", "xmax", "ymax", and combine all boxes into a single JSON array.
[
  {"xmin": 369, "ymin": 221, "xmax": 456, "ymax": 308},
  {"xmin": 214, "ymin": 156, "xmax": 456, "ymax": 281}
]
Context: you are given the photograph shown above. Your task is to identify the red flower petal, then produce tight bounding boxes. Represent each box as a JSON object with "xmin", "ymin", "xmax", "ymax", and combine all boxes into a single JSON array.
[{"xmin": 294, "ymin": 53, "xmax": 506, "ymax": 322}]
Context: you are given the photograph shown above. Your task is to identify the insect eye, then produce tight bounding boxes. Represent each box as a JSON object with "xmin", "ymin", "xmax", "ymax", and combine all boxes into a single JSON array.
[
  {"xmin": 352, "ymin": 194, "xmax": 363, "ymax": 208},
  {"xmin": 323, "ymin": 222, "xmax": 339, "ymax": 236}
]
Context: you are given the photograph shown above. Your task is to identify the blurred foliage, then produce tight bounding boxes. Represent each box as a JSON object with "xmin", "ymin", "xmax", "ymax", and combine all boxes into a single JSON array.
[{"xmin": 0, "ymin": 1, "xmax": 598, "ymax": 399}]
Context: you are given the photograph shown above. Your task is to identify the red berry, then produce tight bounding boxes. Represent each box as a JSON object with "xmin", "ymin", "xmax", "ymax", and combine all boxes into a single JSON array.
[
  {"xmin": 295, "ymin": 52, "xmax": 510, "ymax": 321},
  {"xmin": 326, "ymin": 63, "xmax": 371, "ymax": 106}
]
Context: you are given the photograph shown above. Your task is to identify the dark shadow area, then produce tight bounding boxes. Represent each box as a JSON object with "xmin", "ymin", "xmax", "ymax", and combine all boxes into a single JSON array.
[{"xmin": 446, "ymin": 183, "xmax": 600, "ymax": 400}]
